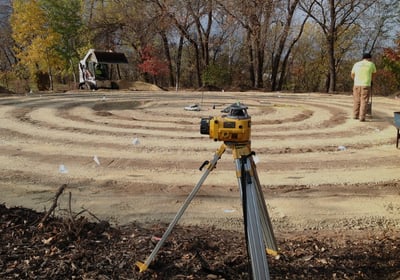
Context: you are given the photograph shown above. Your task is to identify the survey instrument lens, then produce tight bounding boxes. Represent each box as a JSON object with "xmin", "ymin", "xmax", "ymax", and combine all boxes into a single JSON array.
[
  {"xmin": 200, "ymin": 103, "xmax": 251, "ymax": 143},
  {"xmin": 200, "ymin": 117, "xmax": 211, "ymax": 135}
]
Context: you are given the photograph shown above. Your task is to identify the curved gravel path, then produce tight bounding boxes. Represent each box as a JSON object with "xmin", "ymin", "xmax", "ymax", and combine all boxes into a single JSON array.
[{"xmin": 0, "ymin": 90, "xmax": 399, "ymax": 233}]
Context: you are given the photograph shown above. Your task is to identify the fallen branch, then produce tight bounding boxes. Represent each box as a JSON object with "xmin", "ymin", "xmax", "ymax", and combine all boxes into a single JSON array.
[
  {"xmin": 68, "ymin": 191, "xmax": 74, "ymax": 222},
  {"xmin": 38, "ymin": 184, "xmax": 67, "ymax": 228}
]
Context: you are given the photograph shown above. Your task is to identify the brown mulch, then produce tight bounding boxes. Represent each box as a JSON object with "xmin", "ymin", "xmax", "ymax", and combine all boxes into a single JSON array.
[{"xmin": 1, "ymin": 203, "xmax": 400, "ymax": 280}]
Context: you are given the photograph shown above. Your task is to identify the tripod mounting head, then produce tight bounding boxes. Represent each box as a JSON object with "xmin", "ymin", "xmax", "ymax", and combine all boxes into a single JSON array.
[{"xmin": 200, "ymin": 103, "xmax": 251, "ymax": 143}]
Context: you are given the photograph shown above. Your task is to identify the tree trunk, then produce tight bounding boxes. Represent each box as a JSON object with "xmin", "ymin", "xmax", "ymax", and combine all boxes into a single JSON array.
[
  {"xmin": 69, "ymin": 58, "xmax": 77, "ymax": 86},
  {"xmin": 160, "ymin": 32, "xmax": 174, "ymax": 87},
  {"xmin": 270, "ymin": 0, "xmax": 301, "ymax": 91},
  {"xmin": 247, "ymin": 31, "xmax": 255, "ymax": 87},
  {"xmin": 48, "ymin": 67, "xmax": 53, "ymax": 91},
  {"xmin": 277, "ymin": 51, "xmax": 290, "ymax": 91},
  {"xmin": 175, "ymin": 36, "xmax": 184, "ymax": 91},
  {"xmin": 327, "ymin": 0, "xmax": 336, "ymax": 93},
  {"xmin": 271, "ymin": 55, "xmax": 279, "ymax": 91},
  {"xmin": 256, "ymin": 48, "xmax": 264, "ymax": 88},
  {"xmin": 193, "ymin": 43, "xmax": 202, "ymax": 88},
  {"xmin": 327, "ymin": 33, "xmax": 336, "ymax": 93}
]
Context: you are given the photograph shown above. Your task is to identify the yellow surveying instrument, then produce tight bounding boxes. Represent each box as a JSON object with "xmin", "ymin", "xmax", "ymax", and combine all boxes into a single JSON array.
[{"xmin": 136, "ymin": 103, "xmax": 278, "ymax": 279}]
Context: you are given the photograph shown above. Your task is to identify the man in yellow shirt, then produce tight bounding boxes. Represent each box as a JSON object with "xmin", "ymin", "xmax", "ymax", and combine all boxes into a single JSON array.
[{"xmin": 351, "ymin": 53, "xmax": 376, "ymax": 121}]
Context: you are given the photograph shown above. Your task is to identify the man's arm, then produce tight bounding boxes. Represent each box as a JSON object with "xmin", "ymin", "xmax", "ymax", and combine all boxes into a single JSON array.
[
  {"xmin": 351, "ymin": 63, "xmax": 356, "ymax": 80},
  {"xmin": 371, "ymin": 63, "xmax": 377, "ymax": 84}
]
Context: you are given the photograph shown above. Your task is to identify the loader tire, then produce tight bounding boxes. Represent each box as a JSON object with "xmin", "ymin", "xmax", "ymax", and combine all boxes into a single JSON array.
[{"xmin": 80, "ymin": 81, "xmax": 96, "ymax": 90}]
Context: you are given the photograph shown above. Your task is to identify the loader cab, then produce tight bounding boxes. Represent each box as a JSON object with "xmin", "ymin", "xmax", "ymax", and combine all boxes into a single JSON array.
[{"xmin": 79, "ymin": 49, "xmax": 128, "ymax": 90}]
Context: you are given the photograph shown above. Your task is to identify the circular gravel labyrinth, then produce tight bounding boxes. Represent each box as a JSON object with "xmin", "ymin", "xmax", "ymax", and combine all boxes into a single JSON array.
[{"xmin": 1, "ymin": 91, "xmax": 400, "ymax": 231}]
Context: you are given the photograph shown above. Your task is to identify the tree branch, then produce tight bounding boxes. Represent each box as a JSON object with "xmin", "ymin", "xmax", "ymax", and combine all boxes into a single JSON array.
[{"xmin": 38, "ymin": 184, "xmax": 67, "ymax": 228}]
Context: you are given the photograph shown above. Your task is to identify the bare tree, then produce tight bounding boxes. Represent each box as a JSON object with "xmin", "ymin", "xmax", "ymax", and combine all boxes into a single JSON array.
[
  {"xmin": 356, "ymin": 0, "xmax": 398, "ymax": 54},
  {"xmin": 269, "ymin": 0, "xmax": 308, "ymax": 91},
  {"xmin": 152, "ymin": 0, "xmax": 217, "ymax": 88},
  {"xmin": 299, "ymin": 0, "xmax": 375, "ymax": 93},
  {"xmin": 218, "ymin": 0, "xmax": 275, "ymax": 88},
  {"xmin": 0, "ymin": 0, "xmax": 15, "ymax": 75}
]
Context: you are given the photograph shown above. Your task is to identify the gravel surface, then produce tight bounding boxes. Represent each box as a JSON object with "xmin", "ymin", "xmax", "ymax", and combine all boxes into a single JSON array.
[{"xmin": 1, "ymin": 90, "xmax": 400, "ymax": 279}]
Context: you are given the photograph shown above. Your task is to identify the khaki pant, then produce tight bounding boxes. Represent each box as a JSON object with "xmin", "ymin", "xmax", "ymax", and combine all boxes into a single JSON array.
[{"xmin": 353, "ymin": 86, "xmax": 370, "ymax": 121}]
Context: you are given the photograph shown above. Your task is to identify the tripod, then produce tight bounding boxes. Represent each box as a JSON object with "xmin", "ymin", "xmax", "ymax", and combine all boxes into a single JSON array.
[
  {"xmin": 136, "ymin": 142, "xmax": 278, "ymax": 280},
  {"xmin": 367, "ymin": 85, "xmax": 373, "ymax": 116}
]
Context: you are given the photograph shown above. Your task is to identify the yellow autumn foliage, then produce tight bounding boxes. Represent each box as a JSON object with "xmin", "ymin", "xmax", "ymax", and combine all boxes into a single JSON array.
[{"xmin": 11, "ymin": 0, "xmax": 63, "ymax": 78}]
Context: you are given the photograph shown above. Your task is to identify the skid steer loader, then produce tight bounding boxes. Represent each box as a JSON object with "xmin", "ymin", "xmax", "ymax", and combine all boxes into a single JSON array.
[{"xmin": 78, "ymin": 49, "xmax": 128, "ymax": 90}]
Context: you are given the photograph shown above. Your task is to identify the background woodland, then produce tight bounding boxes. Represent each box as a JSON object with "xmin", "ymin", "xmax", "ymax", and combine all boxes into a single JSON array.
[{"xmin": 0, "ymin": 0, "xmax": 400, "ymax": 95}]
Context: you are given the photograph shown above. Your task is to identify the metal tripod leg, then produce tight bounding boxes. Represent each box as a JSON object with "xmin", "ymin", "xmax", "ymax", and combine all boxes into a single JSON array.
[
  {"xmin": 135, "ymin": 143, "xmax": 226, "ymax": 272},
  {"xmin": 233, "ymin": 145, "xmax": 277, "ymax": 280},
  {"xmin": 248, "ymin": 157, "xmax": 278, "ymax": 254}
]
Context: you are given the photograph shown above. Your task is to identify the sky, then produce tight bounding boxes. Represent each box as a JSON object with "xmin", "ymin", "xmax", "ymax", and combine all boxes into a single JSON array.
[{"xmin": 0, "ymin": 0, "xmax": 11, "ymax": 23}]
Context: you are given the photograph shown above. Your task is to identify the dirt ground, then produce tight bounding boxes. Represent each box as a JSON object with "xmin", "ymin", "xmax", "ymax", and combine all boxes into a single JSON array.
[{"xmin": 1, "ymin": 89, "xmax": 400, "ymax": 278}]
